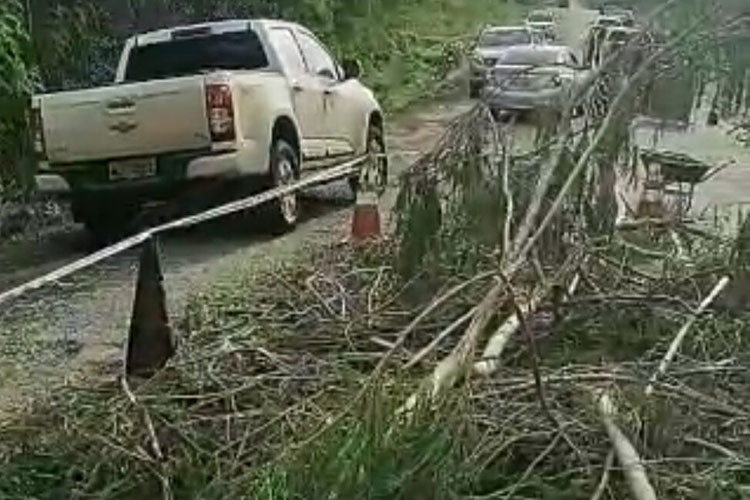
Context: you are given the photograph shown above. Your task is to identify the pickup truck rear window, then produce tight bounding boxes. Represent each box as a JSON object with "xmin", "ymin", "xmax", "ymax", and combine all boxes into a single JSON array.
[{"xmin": 124, "ymin": 30, "xmax": 269, "ymax": 82}]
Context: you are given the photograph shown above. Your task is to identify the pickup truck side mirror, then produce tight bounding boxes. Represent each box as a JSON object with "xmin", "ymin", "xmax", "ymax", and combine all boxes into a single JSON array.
[{"xmin": 342, "ymin": 58, "xmax": 362, "ymax": 80}]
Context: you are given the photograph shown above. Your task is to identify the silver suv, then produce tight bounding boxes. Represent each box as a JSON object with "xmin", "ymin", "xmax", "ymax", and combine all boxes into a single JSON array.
[{"xmin": 469, "ymin": 26, "xmax": 543, "ymax": 98}]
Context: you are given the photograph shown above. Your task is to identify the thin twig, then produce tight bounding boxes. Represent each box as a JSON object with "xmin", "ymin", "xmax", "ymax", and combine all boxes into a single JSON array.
[
  {"xmin": 645, "ymin": 275, "xmax": 731, "ymax": 396},
  {"xmin": 120, "ymin": 376, "xmax": 172, "ymax": 500},
  {"xmin": 595, "ymin": 390, "xmax": 657, "ymax": 500},
  {"xmin": 499, "ymin": 273, "xmax": 557, "ymax": 429},
  {"xmin": 405, "ymin": 306, "xmax": 477, "ymax": 369},
  {"xmin": 589, "ymin": 450, "xmax": 615, "ymax": 500}
]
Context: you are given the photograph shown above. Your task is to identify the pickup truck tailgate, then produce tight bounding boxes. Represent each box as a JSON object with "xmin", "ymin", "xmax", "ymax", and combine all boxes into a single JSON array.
[{"xmin": 41, "ymin": 76, "xmax": 212, "ymax": 164}]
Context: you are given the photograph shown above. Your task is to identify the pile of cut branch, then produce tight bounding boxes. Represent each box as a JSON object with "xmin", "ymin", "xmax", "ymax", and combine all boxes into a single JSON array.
[{"xmin": 2, "ymin": 96, "xmax": 748, "ymax": 498}]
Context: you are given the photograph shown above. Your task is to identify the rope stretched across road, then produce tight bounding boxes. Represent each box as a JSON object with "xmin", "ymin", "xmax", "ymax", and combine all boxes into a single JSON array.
[{"xmin": 0, "ymin": 156, "xmax": 365, "ymax": 307}]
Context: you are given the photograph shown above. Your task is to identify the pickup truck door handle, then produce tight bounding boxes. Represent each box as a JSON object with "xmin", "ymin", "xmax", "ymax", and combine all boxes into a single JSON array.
[
  {"xmin": 291, "ymin": 81, "xmax": 303, "ymax": 92},
  {"xmin": 323, "ymin": 88, "xmax": 336, "ymax": 96}
]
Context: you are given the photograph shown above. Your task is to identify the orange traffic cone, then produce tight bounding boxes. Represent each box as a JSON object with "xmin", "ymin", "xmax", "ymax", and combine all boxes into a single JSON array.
[
  {"xmin": 126, "ymin": 235, "xmax": 176, "ymax": 377},
  {"xmin": 351, "ymin": 190, "xmax": 381, "ymax": 242}
]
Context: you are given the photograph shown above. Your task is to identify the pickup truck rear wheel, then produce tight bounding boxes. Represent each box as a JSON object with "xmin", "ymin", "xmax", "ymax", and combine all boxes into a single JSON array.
[
  {"xmin": 349, "ymin": 125, "xmax": 387, "ymax": 198},
  {"xmin": 75, "ymin": 204, "xmax": 134, "ymax": 246},
  {"xmin": 261, "ymin": 138, "xmax": 299, "ymax": 233}
]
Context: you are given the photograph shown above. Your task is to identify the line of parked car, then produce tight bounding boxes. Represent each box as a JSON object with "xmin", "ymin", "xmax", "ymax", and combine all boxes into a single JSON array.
[{"xmin": 469, "ymin": 5, "xmax": 638, "ymax": 116}]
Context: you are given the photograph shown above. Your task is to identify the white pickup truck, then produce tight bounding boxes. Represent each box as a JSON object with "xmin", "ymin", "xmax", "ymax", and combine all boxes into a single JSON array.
[{"xmin": 32, "ymin": 19, "xmax": 387, "ymax": 240}]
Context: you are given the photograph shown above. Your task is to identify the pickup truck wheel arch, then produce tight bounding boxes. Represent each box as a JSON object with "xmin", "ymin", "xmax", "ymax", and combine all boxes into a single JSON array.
[
  {"xmin": 349, "ymin": 118, "xmax": 387, "ymax": 197},
  {"xmin": 271, "ymin": 117, "xmax": 301, "ymax": 173},
  {"xmin": 368, "ymin": 111, "xmax": 384, "ymax": 147},
  {"xmin": 258, "ymin": 138, "xmax": 300, "ymax": 234}
]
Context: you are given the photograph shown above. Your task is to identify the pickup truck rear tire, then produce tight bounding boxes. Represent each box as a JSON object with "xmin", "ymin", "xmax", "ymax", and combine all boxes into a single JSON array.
[
  {"xmin": 260, "ymin": 138, "xmax": 300, "ymax": 233},
  {"xmin": 348, "ymin": 125, "xmax": 387, "ymax": 198},
  {"xmin": 74, "ymin": 203, "xmax": 134, "ymax": 246}
]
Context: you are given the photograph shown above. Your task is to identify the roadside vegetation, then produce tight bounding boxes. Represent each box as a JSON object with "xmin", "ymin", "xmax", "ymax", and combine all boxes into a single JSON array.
[{"xmin": 2, "ymin": 0, "xmax": 750, "ymax": 499}]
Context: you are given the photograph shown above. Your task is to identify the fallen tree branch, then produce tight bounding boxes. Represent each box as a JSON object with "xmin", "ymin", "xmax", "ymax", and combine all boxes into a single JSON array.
[
  {"xmin": 404, "ymin": 306, "xmax": 477, "ymax": 369},
  {"xmin": 120, "ymin": 376, "xmax": 172, "ymax": 500},
  {"xmin": 400, "ymin": 280, "xmax": 504, "ymax": 413},
  {"xmin": 595, "ymin": 390, "xmax": 658, "ymax": 500},
  {"xmin": 645, "ymin": 275, "xmax": 731, "ymax": 396},
  {"xmin": 590, "ymin": 449, "xmax": 615, "ymax": 500},
  {"xmin": 502, "ymin": 274, "xmax": 557, "ymax": 428},
  {"xmin": 474, "ymin": 290, "xmax": 542, "ymax": 377},
  {"xmin": 475, "ymin": 254, "xmax": 582, "ymax": 376}
]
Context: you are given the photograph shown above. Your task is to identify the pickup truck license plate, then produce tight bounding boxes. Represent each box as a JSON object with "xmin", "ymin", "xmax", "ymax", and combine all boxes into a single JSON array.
[{"xmin": 109, "ymin": 158, "xmax": 157, "ymax": 181}]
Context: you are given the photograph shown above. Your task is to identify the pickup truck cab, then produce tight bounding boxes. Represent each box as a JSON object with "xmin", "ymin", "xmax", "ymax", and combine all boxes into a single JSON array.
[{"xmin": 32, "ymin": 19, "xmax": 386, "ymax": 240}]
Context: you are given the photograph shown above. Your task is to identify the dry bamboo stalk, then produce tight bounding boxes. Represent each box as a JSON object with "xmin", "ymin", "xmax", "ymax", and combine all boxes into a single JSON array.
[
  {"xmin": 645, "ymin": 275, "xmax": 731, "ymax": 396},
  {"xmin": 474, "ymin": 292, "xmax": 541, "ymax": 376},
  {"xmin": 669, "ymin": 229, "xmax": 688, "ymax": 261},
  {"xmin": 590, "ymin": 450, "xmax": 615, "ymax": 500},
  {"xmin": 120, "ymin": 376, "xmax": 173, "ymax": 500},
  {"xmin": 615, "ymin": 217, "xmax": 673, "ymax": 230},
  {"xmin": 501, "ymin": 117, "xmax": 516, "ymax": 254},
  {"xmin": 432, "ymin": 282, "xmax": 503, "ymax": 395},
  {"xmin": 404, "ymin": 306, "xmax": 477, "ymax": 369},
  {"xmin": 393, "ymin": 271, "xmax": 495, "ymax": 351},
  {"xmin": 684, "ymin": 436, "xmax": 740, "ymax": 461},
  {"xmin": 399, "ymin": 282, "xmax": 503, "ymax": 414},
  {"xmin": 474, "ymin": 257, "xmax": 583, "ymax": 377},
  {"xmin": 595, "ymin": 391, "xmax": 658, "ymax": 500}
]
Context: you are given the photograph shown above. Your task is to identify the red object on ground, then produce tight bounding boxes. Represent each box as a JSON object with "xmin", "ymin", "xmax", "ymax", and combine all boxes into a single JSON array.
[{"xmin": 351, "ymin": 191, "xmax": 381, "ymax": 242}]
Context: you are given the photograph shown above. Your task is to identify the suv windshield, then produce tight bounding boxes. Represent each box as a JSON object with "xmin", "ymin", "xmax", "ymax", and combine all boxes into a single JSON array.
[
  {"xmin": 479, "ymin": 30, "xmax": 531, "ymax": 47},
  {"xmin": 498, "ymin": 48, "xmax": 564, "ymax": 66},
  {"xmin": 125, "ymin": 30, "xmax": 268, "ymax": 82}
]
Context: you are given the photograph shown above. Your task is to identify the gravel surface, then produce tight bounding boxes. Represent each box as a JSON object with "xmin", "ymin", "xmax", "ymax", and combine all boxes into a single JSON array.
[{"xmin": 0, "ymin": 97, "xmax": 472, "ymax": 418}]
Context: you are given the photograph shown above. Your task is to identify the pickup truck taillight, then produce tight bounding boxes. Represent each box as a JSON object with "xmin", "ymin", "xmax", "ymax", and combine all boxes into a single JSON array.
[
  {"xmin": 31, "ymin": 108, "xmax": 47, "ymax": 160},
  {"xmin": 205, "ymin": 83, "xmax": 236, "ymax": 142}
]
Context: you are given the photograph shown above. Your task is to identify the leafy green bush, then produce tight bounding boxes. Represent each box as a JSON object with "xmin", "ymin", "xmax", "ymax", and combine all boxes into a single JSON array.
[
  {"xmin": 0, "ymin": 0, "xmax": 37, "ymax": 198},
  {"xmin": 0, "ymin": 0, "xmax": 517, "ymax": 197}
]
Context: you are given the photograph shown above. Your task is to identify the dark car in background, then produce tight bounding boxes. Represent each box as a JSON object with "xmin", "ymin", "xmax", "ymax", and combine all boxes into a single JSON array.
[{"xmin": 483, "ymin": 45, "xmax": 589, "ymax": 114}]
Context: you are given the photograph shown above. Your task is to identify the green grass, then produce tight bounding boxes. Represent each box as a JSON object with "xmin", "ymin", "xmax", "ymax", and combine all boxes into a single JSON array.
[{"xmin": 325, "ymin": 0, "xmax": 523, "ymax": 110}]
